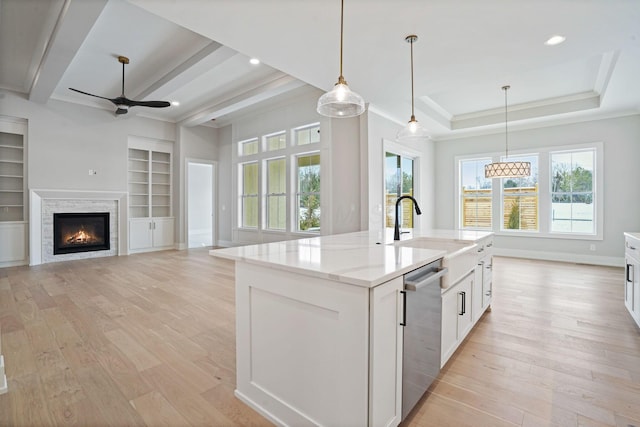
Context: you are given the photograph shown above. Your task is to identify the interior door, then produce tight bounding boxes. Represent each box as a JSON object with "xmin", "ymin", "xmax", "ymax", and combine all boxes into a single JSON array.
[{"xmin": 187, "ymin": 161, "xmax": 215, "ymax": 248}]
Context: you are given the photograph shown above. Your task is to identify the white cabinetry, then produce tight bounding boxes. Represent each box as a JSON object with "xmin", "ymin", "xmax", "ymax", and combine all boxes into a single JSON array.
[
  {"xmin": 624, "ymin": 233, "xmax": 640, "ymax": 328},
  {"xmin": 441, "ymin": 272, "xmax": 473, "ymax": 365},
  {"xmin": 235, "ymin": 262, "xmax": 403, "ymax": 427},
  {"xmin": 473, "ymin": 236, "xmax": 494, "ymax": 323},
  {"xmin": 128, "ymin": 138, "xmax": 174, "ymax": 253},
  {"xmin": 129, "ymin": 217, "xmax": 174, "ymax": 251},
  {"xmin": 0, "ymin": 119, "xmax": 27, "ymax": 267}
]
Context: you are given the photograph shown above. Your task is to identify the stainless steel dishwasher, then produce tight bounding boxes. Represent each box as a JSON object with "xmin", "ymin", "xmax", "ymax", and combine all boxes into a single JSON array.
[{"xmin": 400, "ymin": 259, "xmax": 448, "ymax": 421}]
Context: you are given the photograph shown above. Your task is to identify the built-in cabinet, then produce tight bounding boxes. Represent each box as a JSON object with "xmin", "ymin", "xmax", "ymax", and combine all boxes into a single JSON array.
[
  {"xmin": 441, "ymin": 235, "xmax": 493, "ymax": 367},
  {"xmin": 624, "ymin": 233, "xmax": 640, "ymax": 328},
  {"xmin": 128, "ymin": 138, "xmax": 174, "ymax": 253},
  {"xmin": 0, "ymin": 118, "xmax": 28, "ymax": 267}
]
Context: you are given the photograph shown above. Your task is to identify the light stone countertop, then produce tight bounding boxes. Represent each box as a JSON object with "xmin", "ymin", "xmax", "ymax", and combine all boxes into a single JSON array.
[
  {"xmin": 624, "ymin": 232, "xmax": 640, "ymax": 241},
  {"xmin": 210, "ymin": 229, "xmax": 493, "ymax": 288}
]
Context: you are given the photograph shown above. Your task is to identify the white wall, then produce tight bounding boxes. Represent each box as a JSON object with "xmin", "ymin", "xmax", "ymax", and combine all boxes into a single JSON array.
[
  {"xmin": 1, "ymin": 91, "xmax": 175, "ymax": 194},
  {"xmin": 364, "ymin": 110, "xmax": 436, "ymax": 232},
  {"xmin": 434, "ymin": 114, "xmax": 640, "ymax": 264},
  {"xmin": 217, "ymin": 125, "xmax": 233, "ymax": 245}
]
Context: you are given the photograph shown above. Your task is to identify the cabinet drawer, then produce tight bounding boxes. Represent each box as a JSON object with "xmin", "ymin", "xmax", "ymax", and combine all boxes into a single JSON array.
[{"xmin": 625, "ymin": 236, "xmax": 640, "ymax": 260}]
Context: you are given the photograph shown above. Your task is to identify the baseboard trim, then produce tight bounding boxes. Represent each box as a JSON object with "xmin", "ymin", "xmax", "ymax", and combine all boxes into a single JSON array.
[
  {"xmin": 493, "ymin": 248, "xmax": 623, "ymax": 267},
  {"xmin": 216, "ymin": 240, "xmax": 234, "ymax": 248},
  {"xmin": 234, "ymin": 389, "xmax": 287, "ymax": 427}
]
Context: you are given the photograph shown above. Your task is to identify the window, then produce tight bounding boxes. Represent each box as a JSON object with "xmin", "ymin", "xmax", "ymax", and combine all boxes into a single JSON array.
[
  {"xmin": 294, "ymin": 123, "xmax": 320, "ymax": 146},
  {"xmin": 296, "ymin": 153, "xmax": 320, "ymax": 232},
  {"xmin": 236, "ymin": 122, "xmax": 321, "ymax": 233},
  {"xmin": 265, "ymin": 158, "xmax": 286, "ymax": 230},
  {"xmin": 457, "ymin": 143, "xmax": 601, "ymax": 239},
  {"xmin": 501, "ymin": 154, "xmax": 538, "ymax": 231},
  {"xmin": 459, "ymin": 158, "xmax": 492, "ymax": 229},
  {"xmin": 384, "ymin": 152, "xmax": 415, "ymax": 228},
  {"xmin": 239, "ymin": 138, "xmax": 258, "ymax": 156},
  {"xmin": 265, "ymin": 131, "xmax": 286, "ymax": 151},
  {"xmin": 240, "ymin": 162, "xmax": 258, "ymax": 228},
  {"xmin": 551, "ymin": 149, "xmax": 595, "ymax": 234}
]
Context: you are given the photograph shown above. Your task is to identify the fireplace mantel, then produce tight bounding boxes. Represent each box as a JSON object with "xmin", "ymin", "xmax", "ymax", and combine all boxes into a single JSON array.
[{"xmin": 29, "ymin": 189, "xmax": 128, "ymax": 265}]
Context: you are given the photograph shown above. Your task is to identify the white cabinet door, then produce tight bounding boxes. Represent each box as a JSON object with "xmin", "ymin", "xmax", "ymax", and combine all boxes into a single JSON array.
[
  {"xmin": 457, "ymin": 274, "xmax": 473, "ymax": 338},
  {"xmin": 152, "ymin": 217, "xmax": 174, "ymax": 248},
  {"xmin": 0, "ymin": 222, "xmax": 26, "ymax": 264},
  {"xmin": 369, "ymin": 276, "xmax": 403, "ymax": 427},
  {"xmin": 473, "ymin": 260, "xmax": 484, "ymax": 323},
  {"xmin": 441, "ymin": 272, "xmax": 474, "ymax": 366},
  {"xmin": 129, "ymin": 219, "xmax": 152, "ymax": 251},
  {"xmin": 625, "ymin": 256, "xmax": 635, "ymax": 314},
  {"xmin": 441, "ymin": 286, "xmax": 459, "ymax": 366}
]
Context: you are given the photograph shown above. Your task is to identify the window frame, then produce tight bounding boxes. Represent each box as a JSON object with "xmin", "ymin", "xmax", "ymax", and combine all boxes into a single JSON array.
[
  {"xmin": 234, "ymin": 122, "xmax": 322, "ymax": 234},
  {"xmin": 263, "ymin": 130, "xmax": 287, "ymax": 152},
  {"xmin": 239, "ymin": 161, "xmax": 259, "ymax": 229},
  {"xmin": 458, "ymin": 157, "xmax": 493, "ymax": 230},
  {"xmin": 455, "ymin": 142, "xmax": 603, "ymax": 240},
  {"xmin": 499, "ymin": 153, "xmax": 539, "ymax": 233},
  {"xmin": 264, "ymin": 156, "xmax": 287, "ymax": 231},
  {"xmin": 294, "ymin": 151, "xmax": 321, "ymax": 233}
]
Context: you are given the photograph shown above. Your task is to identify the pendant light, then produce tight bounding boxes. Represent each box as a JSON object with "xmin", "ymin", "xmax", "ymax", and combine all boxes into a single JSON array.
[
  {"xmin": 397, "ymin": 35, "xmax": 430, "ymax": 142},
  {"xmin": 484, "ymin": 85, "xmax": 531, "ymax": 178},
  {"xmin": 317, "ymin": 0, "xmax": 365, "ymax": 118}
]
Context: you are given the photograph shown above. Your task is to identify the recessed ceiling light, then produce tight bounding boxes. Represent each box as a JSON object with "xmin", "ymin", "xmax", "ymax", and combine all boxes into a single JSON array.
[
  {"xmin": 171, "ymin": 101, "xmax": 180, "ymax": 106},
  {"xmin": 544, "ymin": 35, "xmax": 566, "ymax": 46},
  {"xmin": 249, "ymin": 58, "xmax": 260, "ymax": 65}
]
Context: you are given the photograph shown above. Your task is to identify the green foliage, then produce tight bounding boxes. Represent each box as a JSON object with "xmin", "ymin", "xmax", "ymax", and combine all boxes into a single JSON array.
[
  {"xmin": 552, "ymin": 164, "xmax": 593, "ymax": 203},
  {"xmin": 507, "ymin": 200, "xmax": 520, "ymax": 229},
  {"xmin": 299, "ymin": 167, "xmax": 320, "ymax": 231}
]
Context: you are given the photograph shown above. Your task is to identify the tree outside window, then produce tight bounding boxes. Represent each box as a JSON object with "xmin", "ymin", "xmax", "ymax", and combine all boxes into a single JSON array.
[
  {"xmin": 551, "ymin": 149, "xmax": 595, "ymax": 233},
  {"xmin": 297, "ymin": 154, "xmax": 320, "ymax": 232}
]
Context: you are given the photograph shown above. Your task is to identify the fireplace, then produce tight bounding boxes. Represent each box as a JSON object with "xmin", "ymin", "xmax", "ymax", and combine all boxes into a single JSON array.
[{"xmin": 53, "ymin": 212, "xmax": 110, "ymax": 255}]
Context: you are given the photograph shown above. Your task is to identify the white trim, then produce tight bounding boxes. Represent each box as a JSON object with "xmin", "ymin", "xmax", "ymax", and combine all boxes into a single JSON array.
[
  {"xmin": 383, "ymin": 139, "xmax": 422, "ymax": 230},
  {"xmin": 495, "ymin": 248, "xmax": 622, "ymax": 267}
]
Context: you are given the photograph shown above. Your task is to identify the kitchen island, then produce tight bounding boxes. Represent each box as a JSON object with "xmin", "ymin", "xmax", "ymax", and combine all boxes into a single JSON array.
[{"xmin": 210, "ymin": 229, "xmax": 492, "ymax": 426}]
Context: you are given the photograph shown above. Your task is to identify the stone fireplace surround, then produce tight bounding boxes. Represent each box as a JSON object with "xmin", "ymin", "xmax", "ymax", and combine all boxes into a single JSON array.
[{"xmin": 30, "ymin": 190, "xmax": 128, "ymax": 266}]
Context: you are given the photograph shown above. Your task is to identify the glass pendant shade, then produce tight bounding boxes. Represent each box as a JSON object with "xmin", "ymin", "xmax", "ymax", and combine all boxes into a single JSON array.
[
  {"xmin": 484, "ymin": 161, "xmax": 531, "ymax": 178},
  {"xmin": 396, "ymin": 116, "xmax": 430, "ymax": 142},
  {"xmin": 485, "ymin": 85, "xmax": 531, "ymax": 179},
  {"xmin": 317, "ymin": 79, "xmax": 365, "ymax": 118},
  {"xmin": 317, "ymin": 0, "xmax": 366, "ymax": 118}
]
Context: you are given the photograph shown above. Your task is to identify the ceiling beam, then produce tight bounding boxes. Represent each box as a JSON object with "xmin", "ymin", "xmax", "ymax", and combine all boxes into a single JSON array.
[
  {"xmin": 133, "ymin": 41, "xmax": 235, "ymax": 101},
  {"xmin": 179, "ymin": 73, "xmax": 306, "ymax": 127},
  {"xmin": 29, "ymin": 0, "xmax": 108, "ymax": 104}
]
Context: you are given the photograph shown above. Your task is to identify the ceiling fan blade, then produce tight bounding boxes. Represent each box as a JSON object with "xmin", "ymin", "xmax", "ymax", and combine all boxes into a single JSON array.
[
  {"xmin": 128, "ymin": 100, "xmax": 171, "ymax": 108},
  {"xmin": 69, "ymin": 88, "xmax": 116, "ymax": 103}
]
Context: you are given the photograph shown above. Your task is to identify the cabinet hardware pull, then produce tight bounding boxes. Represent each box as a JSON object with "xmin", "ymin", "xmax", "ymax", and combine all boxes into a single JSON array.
[
  {"xmin": 477, "ymin": 247, "xmax": 484, "ymax": 253},
  {"xmin": 486, "ymin": 243, "xmax": 493, "ymax": 247},
  {"xmin": 459, "ymin": 291, "xmax": 466, "ymax": 315},
  {"xmin": 627, "ymin": 264, "xmax": 633, "ymax": 283},
  {"xmin": 630, "ymin": 246, "xmax": 637, "ymax": 250},
  {"xmin": 400, "ymin": 291, "xmax": 407, "ymax": 326}
]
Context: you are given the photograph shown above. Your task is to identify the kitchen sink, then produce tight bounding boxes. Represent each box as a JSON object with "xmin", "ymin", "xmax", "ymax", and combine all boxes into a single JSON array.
[{"xmin": 392, "ymin": 238, "xmax": 478, "ymax": 289}]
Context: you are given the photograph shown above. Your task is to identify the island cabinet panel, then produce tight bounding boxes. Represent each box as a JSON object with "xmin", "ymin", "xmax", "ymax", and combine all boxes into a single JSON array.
[
  {"xmin": 235, "ymin": 263, "xmax": 370, "ymax": 426},
  {"xmin": 369, "ymin": 277, "xmax": 403, "ymax": 427}
]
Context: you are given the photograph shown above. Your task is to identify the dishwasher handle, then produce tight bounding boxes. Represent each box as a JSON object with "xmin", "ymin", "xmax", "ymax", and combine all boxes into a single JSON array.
[{"xmin": 404, "ymin": 267, "xmax": 449, "ymax": 291}]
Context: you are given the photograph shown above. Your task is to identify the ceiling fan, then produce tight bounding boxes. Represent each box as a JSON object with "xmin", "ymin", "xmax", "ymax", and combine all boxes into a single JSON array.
[{"xmin": 69, "ymin": 56, "xmax": 171, "ymax": 115}]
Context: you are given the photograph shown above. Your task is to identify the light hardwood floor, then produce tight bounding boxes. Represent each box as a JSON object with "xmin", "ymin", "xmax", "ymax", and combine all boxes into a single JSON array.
[{"xmin": 0, "ymin": 250, "xmax": 638, "ymax": 426}]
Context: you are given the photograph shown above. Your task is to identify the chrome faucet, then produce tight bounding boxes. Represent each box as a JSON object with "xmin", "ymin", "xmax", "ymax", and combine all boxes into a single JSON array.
[{"xmin": 394, "ymin": 196, "xmax": 422, "ymax": 240}]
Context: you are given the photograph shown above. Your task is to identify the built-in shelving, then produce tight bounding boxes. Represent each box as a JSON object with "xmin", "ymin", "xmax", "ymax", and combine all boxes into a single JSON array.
[{"xmin": 0, "ymin": 132, "xmax": 25, "ymax": 222}]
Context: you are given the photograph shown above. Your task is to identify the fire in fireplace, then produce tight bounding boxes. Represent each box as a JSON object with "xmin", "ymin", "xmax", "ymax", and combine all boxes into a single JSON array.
[{"xmin": 53, "ymin": 212, "xmax": 110, "ymax": 255}]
